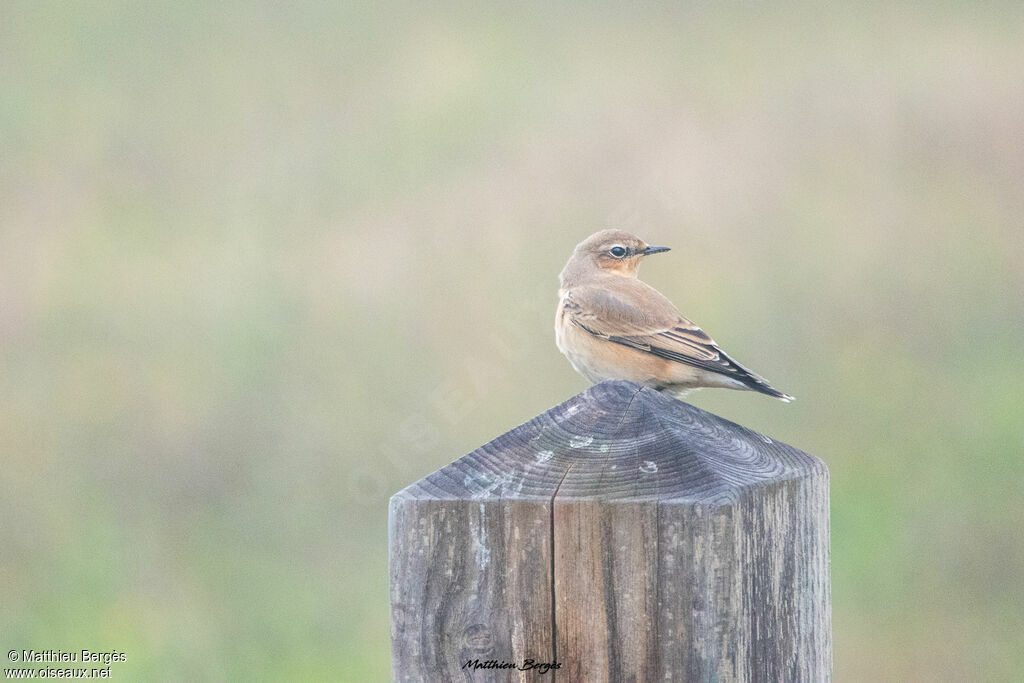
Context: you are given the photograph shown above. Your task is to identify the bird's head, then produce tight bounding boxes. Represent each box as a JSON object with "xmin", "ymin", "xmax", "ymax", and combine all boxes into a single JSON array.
[{"xmin": 561, "ymin": 229, "xmax": 670, "ymax": 285}]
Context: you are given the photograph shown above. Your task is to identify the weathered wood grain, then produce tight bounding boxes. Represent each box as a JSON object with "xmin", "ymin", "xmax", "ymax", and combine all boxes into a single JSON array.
[{"xmin": 389, "ymin": 380, "xmax": 831, "ymax": 681}]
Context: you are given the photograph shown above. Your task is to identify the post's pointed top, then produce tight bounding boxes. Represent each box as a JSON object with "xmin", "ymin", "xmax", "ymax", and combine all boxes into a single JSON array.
[{"xmin": 393, "ymin": 381, "xmax": 825, "ymax": 505}]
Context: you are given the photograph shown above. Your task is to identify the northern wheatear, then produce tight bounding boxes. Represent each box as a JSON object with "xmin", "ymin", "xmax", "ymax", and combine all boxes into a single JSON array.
[{"xmin": 556, "ymin": 229, "xmax": 793, "ymax": 402}]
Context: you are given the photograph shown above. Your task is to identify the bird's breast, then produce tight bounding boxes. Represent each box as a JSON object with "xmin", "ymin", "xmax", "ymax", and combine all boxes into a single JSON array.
[{"xmin": 554, "ymin": 291, "xmax": 571, "ymax": 354}]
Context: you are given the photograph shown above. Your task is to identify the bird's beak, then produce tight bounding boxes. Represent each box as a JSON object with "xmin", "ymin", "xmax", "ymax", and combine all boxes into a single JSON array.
[{"xmin": 642, "ymin": 246, "xmax": 670, "ymax": 255}]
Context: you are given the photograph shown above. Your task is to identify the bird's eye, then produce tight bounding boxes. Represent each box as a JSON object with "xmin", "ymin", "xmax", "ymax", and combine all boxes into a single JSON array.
[{"xmin": 609, "ymin": 246, "xmax": 627, "ymax": 258}]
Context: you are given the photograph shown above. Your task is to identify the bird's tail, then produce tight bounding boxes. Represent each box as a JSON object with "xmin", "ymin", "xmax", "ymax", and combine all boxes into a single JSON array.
[
  {"xmin": 748, "ymin": 382, "xmax": 794, "ymax": 403},
  {"xmin": 717, "ymin": 351, "xmax": 795, "ymax": 402}
]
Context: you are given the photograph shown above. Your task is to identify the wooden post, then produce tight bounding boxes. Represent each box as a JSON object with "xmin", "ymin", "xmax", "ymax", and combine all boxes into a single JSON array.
[{"xmin": 389, "ymin": 380, "xmax": 831, "ymax": 681}]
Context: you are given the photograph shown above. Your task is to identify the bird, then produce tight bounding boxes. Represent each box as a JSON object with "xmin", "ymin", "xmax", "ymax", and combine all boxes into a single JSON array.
[{"xmin": 555, "ymin": 229, "xmax": 793, "ymax": 402}]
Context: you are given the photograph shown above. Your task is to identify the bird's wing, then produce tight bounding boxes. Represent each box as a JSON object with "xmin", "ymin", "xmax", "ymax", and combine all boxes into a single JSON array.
[{"xmin": 563, "ymin": 281, "xmax": 788, "ymax": 398}]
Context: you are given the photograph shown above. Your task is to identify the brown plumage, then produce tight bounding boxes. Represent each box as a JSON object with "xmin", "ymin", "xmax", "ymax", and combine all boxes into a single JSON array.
[{"xmin": 556, "ymin": 229, "xmax": 793, "ymax": 402}]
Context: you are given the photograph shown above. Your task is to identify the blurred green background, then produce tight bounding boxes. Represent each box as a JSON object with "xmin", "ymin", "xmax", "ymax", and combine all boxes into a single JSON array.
[{"xmin": 2, "ymin": 2, "xmax": 1023, "ymax": 680}]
